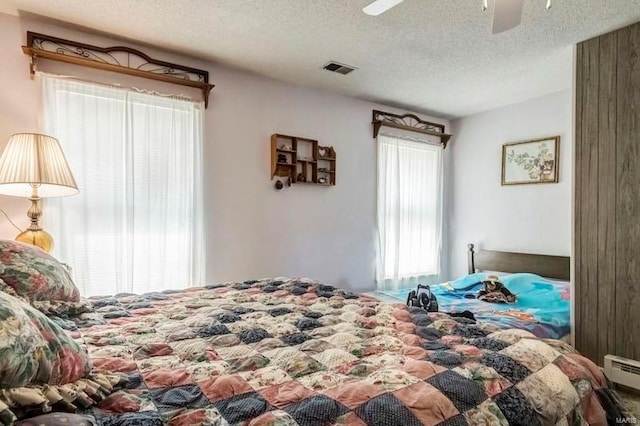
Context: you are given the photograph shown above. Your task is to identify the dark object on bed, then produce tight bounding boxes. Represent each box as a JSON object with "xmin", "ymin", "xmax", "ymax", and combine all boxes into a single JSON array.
[
  {"xmin": 408, "ymin": 285, "xmax": 477, "ymax": 321},
  {"xmin": 406, "ymin": 284, "xmax": 439, "ymax": 312},
  {"xmin": 467, "ymin": 243, "xmax": 570, "ymax": 280},
  {"xmin": 477, "ymin": 275, "xmax": 516, "ymax": 303},
  {"xmin": 448, "ymin": 310, "xmax": 476, "ymax": 321}
]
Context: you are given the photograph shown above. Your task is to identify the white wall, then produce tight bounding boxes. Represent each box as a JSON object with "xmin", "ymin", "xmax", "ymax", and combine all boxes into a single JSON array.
[
  {"xmin": 0, "ymin": 13, "xmax": 450, "ymax": 293},
  {"xmin": 448, "ymin": 90, "xmax": 572, "ymax": 278}
]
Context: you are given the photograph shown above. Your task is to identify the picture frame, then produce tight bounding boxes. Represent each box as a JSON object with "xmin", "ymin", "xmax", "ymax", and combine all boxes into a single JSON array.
[{"xmin": 501, "ymin": 136, "xmax": 560, "ymax": 185}]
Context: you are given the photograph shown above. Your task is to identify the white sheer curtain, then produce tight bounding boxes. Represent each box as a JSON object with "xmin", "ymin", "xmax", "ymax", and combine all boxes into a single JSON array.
[
  {"xmin": 42, "ymin": 75, "xmax": 204, "ymax": 296},
  {"xmin": 376, "ymin": 132, "xmax": 443, "ymax": 291}
]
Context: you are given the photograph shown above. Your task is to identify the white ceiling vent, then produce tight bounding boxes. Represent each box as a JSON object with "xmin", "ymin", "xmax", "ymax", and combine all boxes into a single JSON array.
[{"xmin": 322, "ymin": 61, "xmax": 357, "ymax": 75}]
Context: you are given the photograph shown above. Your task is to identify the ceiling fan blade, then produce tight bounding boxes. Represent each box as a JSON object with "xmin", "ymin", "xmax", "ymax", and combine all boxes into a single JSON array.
[
  {"xmin": 492, "ymin": 0, "xmax": 524, "ymax": 34},
  {"xmin": 363, "ymin": 0, "xmax": 406, "ymax": 16}
]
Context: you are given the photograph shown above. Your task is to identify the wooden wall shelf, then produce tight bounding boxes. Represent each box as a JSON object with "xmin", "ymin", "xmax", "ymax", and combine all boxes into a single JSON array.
[{"xmin": 271, "ymin": 134, "xmax": 336, "ymax": 186}]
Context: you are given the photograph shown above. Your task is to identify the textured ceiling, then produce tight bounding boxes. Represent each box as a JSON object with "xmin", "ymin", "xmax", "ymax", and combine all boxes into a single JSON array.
[{"xmin": 2, "ymin": 0, "xmax": 640, "ymax": 118}]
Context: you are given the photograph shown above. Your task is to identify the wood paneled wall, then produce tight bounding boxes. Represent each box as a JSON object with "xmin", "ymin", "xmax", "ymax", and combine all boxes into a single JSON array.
[{"xmin": 575, "ymin": 21, "xmax": 640, "ymax": 364}]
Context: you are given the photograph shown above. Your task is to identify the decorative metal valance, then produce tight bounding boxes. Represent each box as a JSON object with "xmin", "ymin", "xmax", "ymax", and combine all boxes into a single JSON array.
[
  {"xmin": 22, "ymin": 32, "xmax": 214, "ymax": 108},
  {"xmin": 372, "ymin": 110, "xmax": 452, "ymax": 148}
]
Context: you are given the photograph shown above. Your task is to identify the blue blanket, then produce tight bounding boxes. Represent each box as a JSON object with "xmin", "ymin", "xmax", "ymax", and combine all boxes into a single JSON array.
[{"xmin": 382, "ymin": 273, "xmax": 571, "ymax": 339}]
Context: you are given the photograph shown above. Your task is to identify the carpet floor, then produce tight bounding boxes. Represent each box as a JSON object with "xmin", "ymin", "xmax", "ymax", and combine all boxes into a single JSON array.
[{"xmin": 618, "ymin": 388, "xmax": 640, "ymax": 419}]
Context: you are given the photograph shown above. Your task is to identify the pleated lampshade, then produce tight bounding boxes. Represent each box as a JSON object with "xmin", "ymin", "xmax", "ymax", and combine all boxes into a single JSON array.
[{"xmin": 0, "ymin": 133, "xmax": 78, "ymax": 197}]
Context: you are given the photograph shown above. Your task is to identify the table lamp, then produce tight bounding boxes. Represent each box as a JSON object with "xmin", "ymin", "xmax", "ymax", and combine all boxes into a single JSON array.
[{"xmin": 0, "ymin": 133, "xmax": 78, "ymax": 252}]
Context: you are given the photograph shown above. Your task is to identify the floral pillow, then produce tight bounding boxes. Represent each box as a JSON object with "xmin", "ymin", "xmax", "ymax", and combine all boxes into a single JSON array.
[
  {"xmin": 0, "ymin": 240, "xmax": 80, "ymax": 304},
  {"xmin": 0, "ymin": 288, "xmax": 90, "ymax": 387},
  {"xmin": 0, "ymin": 290, "xmax": 122, "ymax": 424}
]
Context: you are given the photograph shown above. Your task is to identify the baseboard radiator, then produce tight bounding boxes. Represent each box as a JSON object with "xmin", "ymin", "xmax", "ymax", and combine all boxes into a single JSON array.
[{"xmin": 604, "ymin": 355, "xmax": 640, "ymax": 390}]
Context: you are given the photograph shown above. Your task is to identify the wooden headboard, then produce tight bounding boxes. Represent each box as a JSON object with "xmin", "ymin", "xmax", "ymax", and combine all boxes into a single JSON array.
[{"xmin": 467, "ymin": 243, "xmax": 570, "ymax": 281}]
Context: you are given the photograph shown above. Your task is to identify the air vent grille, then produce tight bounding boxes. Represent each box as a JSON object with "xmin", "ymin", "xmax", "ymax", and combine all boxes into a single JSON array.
[
  {"xmin": 322, "ymin": 61, "xmax": 357, "ymax": 75},
  {"xmin": 612, "ymin": 360, "xmax": 640, "ymax": 375}
]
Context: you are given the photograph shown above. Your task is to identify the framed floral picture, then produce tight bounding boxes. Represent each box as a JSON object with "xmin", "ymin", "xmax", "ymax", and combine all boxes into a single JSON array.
[{"xmin": 501, "ymin": 136, "xmax": 560, "ymax": 185}]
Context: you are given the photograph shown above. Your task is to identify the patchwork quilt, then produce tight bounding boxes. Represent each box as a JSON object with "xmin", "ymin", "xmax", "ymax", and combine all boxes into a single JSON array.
[{"xmin": 59, "ymin": 278, "xmax": 624, "ymax": 425}]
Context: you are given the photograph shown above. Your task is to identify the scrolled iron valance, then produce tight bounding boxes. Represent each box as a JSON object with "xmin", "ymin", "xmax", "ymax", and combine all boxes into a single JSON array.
[
  {"xmin": 22, "ymin": 32, "xmax": 214, "ymax": 108},
  {"xmin": 372, "ymin": 110, "xmax": 452, "ymax": 148}
]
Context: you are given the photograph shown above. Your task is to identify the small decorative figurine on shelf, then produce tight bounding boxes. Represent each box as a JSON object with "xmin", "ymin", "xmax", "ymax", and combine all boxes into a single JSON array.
[
  {"xmin": 297, "ymin": 173, "xmax": 306, "ymax": 182},
  {"xmin": 318, "ymin": 177, "xmax": 327, "ymax": 184},
  {"xmin": 318, "ymin": 146, "xmax": 336, "ymax": 159},
  {"xmin": 277, "ymin": 154, "xmax": 287, "ymax": 163},
  {"xmin": 279, "ymin": 143, "xmax": 292, "ymax": 151}
]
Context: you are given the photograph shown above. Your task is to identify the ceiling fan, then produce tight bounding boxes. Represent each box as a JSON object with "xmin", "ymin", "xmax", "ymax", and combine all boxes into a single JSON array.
[{"xmin": 362, "ymin": 0, "xmax": 552, "ymax": 34}]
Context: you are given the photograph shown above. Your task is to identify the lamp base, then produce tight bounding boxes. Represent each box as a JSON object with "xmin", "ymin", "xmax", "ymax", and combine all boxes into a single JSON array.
[{"xmin": 16, "ymin": 229, "xmax": 54, "ymax": 253}]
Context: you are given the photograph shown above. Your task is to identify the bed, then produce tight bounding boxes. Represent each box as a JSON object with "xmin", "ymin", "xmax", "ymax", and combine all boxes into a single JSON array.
[
  {"xmin": 65, "ymin": 278, "xmax": 624, "ymax": 425},
  {"xmin": 382, "ymin": 244, "xmax": 572, "ymax": 340},
  {"xmin": 0, "ymin": 240, "xmax": 629, "ymax": 425}
]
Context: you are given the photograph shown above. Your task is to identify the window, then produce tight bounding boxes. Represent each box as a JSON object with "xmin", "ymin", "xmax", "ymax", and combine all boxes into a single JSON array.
[
  {"xmin": 43, "ymin": 76, "xmax": 204, "ymax": 296},
  {"xmin": 376, "ymin": 133, "xmax": 443, "ymax": 291}
]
